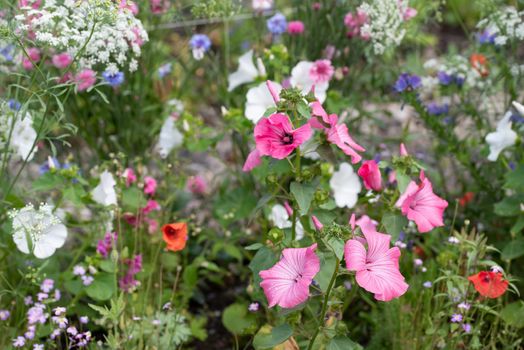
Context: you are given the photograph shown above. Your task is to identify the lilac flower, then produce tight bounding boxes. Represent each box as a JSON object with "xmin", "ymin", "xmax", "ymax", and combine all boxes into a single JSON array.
[
  {"xmin": 394, "ymin": 73, "xmax": 421, "ymax": 93},
  {"xmin": 448, "ymin": 237, "xmax": 459, "ymax": 244},
  {"xmin": 37, "ymin": 292, "xmax": 48, "ymax": 301},
  {"xmin": 462, "ymin": 323, "xmax": 472, "ymax": 333},
  {"xmin": 414, "ymin": 258, "xmax": 423, "ymax": 266},
  {"xmin": 267, "ymin": 12, "xmax": 287, "ymax": 35},
  {"xmin": 81, "ymin": 275, "xmax": 94, "ymax": 286},
  {"xmin": 25, "ymin": 326, "xmax": 35, "ymax": 339},
  {"xmin": 97, "ymin": 232, "xmax": 117, "ymax": 258},
  {"xmin": 52, "ymin": 314, "xmax": 68, "ymax": 328},
  {"xmin": 24, "ymin": 296, "xmax": 33, "ymax": 305},
  {"xmin": 477, "ymin": 29, "xmax": 496, "ymax": 45},
  {"xmin": 248, "ymin": 302, "xmax": 259, "ymax": 312},
  {"xmin": 12, "ymin": 336, "xmax": 25, "ymax": 347},
  {"xmin": 39, "ymin": 157, "xmax": 60, "ymax": 174},
  {"xmin": 458, "ymin": 302, "xmax": 470, "ymax": 310},
  {"xmin": 0, "ymin": 310, "xmax": 10, "ymax": 320},
  {"xmin": 451, "ymin": 314, "xmax": 463, "ymax": 323},
  {"xmin": 50, "ymin": 329, "xmax": 61, "ymax": 339},
  {"xmin": 67, "ymin": 326, "xmax": 78, "ymax": 336},
  {"xmin": 509, "ymin": 112, "xmax": 524, "ymax": 124},
  {"xmin": 344, "ymin": 281, "xmax": 352, "ymax": 290},
  {"xmin": 189, "ymin": 34, "xmax": 212, "ymax": 60},
  {"xmin": 54, "ymin": 289, "xmax": 61, "ymax": 301},
  {"xmin": 53, "ymin": 307, "xmax": 66, "ymax": 316},
  {"xmin": 102, "ymin": 71, "xmax": 125, "ymax": 87},
  {"xmin": 423, "ymin": 281, "xmax": 432, "ymax": 288},
  {"xmin": 80, "ymin": 316, "xmax": 89, "ymax": 324},
  {"xmin": 75, "ymin": 331, "xmax": 92, "ymax": 346},
  {"xmin": 27, "ymin": 304, "xmax": 47, "ymax": 324},
  {"xmin": 0, "ymin": 45, "xmax": 14, "ymax": 61},
  {"xmin": 41, "ymin": 278, "xmax": 54, "ymax": 293},
  {"xmin": 158, "ymin": 63, "xmax": 172, "ymax": 78},
  {"xmin": 73, "ymin": 265, "xmax": 86, "ymax": 276},
  {"xmin": 427, "ymin": 102, "xmax": 449, "ymax": 116},
  {"xmin": 33, "ymin": 344, "xmax": 44, "ymax": 350},
  {"xmin": 152, "ymin": 319, "xmax": 161, "ymax": 326},
  {"xmin": 437, "ymin": 71, "xmax": 453, "ymax": 85},
  {"xmin": 8, "ymin": 99, "xmax": 21, "ymax": 111},
  {"xmin": 128, "ymin": 255, "xmax": 142, "ymax": 274},
  {"xmin": 162, "ymin": 302, "xmax": 171, "ymax": 310}
]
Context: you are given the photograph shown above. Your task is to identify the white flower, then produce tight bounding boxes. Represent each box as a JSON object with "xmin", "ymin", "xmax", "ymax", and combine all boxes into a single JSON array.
[
  {"xmin": 329, "ymin": 162, "xmax": 361, "ymax": 208},
  {"xmin": 10, "ymin": 113, "xmax": 37, "ymax": 161},
  {"xmin": 485, "ymin": 111, "xmax": 517, "ymax": 161},
  {"xmin": 268, "ymin": 204, "xmax": 304, "ymax": 240},
  {"xmin": 156, "ymin": 116, "xmax": 183, "ymax": 158},
  {"xmin": 9, "ymin": 203, "xmax": 68, "ymax": 259},
  {"xmin": 252, "ymin": 0, "xmax": 273, "ymax": 11},
  {"xmin": 513, "ymin": 101, "xmax": 524, "ymax": 116},
  {"xmin": 245, "ymin": 81, "xmax": 282, "ymax": 123},
  {"xmin": 91, "ymin": 170, "xmax": 117, "ymax": 206},
  {"xmin": 227, "ymin": 50, "xmax": 266, "ymax": 91},
  {"xmin": 290, "ymin": 61, "xmax": 328, "ymax": 103}
]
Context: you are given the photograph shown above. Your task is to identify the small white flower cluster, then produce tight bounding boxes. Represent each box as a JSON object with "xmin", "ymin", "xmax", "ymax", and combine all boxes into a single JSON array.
[
  {"xmin": 477, "ymin": 6, "xmax": 524, "ymax": 46},
  {"xmin": 15, "ymin": 0, "xmax": 149, "ymax": 73},
  {"xmin": 358, "ymin": 0, "xmax": 407, "ymax": 55},
  {"xmin": 0, "ymin": 101, "xmax": 38, "ymax": 162},
  {"xmin": 422, "ymin": 55, "xmax": 488, "ymax": 91},
  {"xmin": 9, "ymin": 203, "xmax": 68, "ymax": 259}
]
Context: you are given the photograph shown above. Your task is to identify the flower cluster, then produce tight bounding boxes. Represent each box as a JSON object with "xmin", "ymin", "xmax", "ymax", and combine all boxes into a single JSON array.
[
  {"xmin": 0, "ymin": 100, "xmax": 38, "ymax": 162},
  {"xmin": 476, "ymin": 6, "xmax": 524, "ymax": 46}
]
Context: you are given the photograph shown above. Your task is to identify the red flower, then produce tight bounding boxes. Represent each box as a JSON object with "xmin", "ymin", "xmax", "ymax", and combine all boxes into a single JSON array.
[
  {"xmin": 459, "ymin": 192, "xmax": 474, "ymax": 207},
  {"xmin": 470, "ymin": 54, "xmax": 489, "ymax": 77},
  {"xmin": 468, "ymin": 271, "xmax": 508, "ymax": 298},
  {"xmin": 162, "ymin": 222, "xmax": 188, "ymax": 252}
]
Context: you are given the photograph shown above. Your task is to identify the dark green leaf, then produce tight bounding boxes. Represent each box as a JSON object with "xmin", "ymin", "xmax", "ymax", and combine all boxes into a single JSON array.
[
  {"xmin": 501, "ymin": 239, "xmax": 524, "ymax": 260},
  {"xmin": 253, "ymin": 324, "xmax": 293, "ymax": 349},
  {"xmin": 327, "ymin": 336, "xmax": 363, "ymax": 350},
  {"xmin": 222, "ymin": 303, "xmax": 257, "ymax": 335},
  {"xmin": 290, "ymin": 182, "xmax": 316, "ymax": 216},
  {"xmin": 382, "ymin": 213, "xmax": 408, "ymax": 241},
  {"xmin": 500, "ymin": 302, "xmax": 524, "ymax": 328},
  {"xmin": 85, "ymin": 273, "xmax": 116, "ymax": 301}
]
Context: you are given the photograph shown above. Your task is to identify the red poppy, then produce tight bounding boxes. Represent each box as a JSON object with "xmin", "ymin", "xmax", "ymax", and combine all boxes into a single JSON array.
[
  {"xmin": 161, "ymin": 222, "xmax": 188, "ymax": 252},
  {"xmin": 459, "ymin": 192, "xmax": 474, "ymax": 207},
  {"xmin": 470, "ymin": 54, "xmax": 489, "ymax": 77},
  {"xmin": 468, "ymin": 271, "xmax": 508, "ymax": 298}
]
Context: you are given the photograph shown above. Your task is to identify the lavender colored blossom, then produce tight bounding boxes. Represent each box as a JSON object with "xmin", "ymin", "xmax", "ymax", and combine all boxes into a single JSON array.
[
  {"xmin": 67, "ymin": 326, "xmax": 78, "ymax": 336},
  {"xmin": 462, "ymin": 323, "xmax": 472, "ymax": 333},
  {"xmin": 448, "ymin": 237, "xmax": 459, "ymax": 244},
  {"xmin": 8, "ymin": 99, "xmax": 21, "ymax": 111},
  {"xmin": 266, "ymin": 13, "xmax": 287, "ymax": 35},
  {"xmin": 12, "ymin": 336, "xmax": 25, "ymax": 347},
  {"xmin": 73, "ymin": 265, "xmax": 86, "ymax": 276},
  {"xmin": 80, "ymin": 316, "xmax": 89, "ymax": 324},
  {"xmin": 423, "ymin": 281, "xmax": 432, "ymax": 288},
  {"xmin": 27, "ymin": 304, "xmax": 47, "ymax": 324},
  {"xmin": 97, "ymin": 232, "xmax": 117, "ymax": 258},
  {"xmin": 152, "ymin": 319, "xmax": 161, "ymax": 326},
  {"xmin": 0, "ymin": 310, "xmax": 10, "ymax": 320},
  {"xmin": 158, "ymin": 63, "xmax": 172, "ymax": 78},
  {"xmin": 427, "ymin": 102, "xmax": 449, "ymax": 116},
  {"xmin": 81, "ymin": 275, "xmax": 94, "ymax": 286},
  {"xmin": 52, "ymin": 314, "xmax": 68, "ymax": 328},
  {"xmin": 248, "ymin": 302, "xmax": 259, "ymax": 312},
  {"xmin": 451, "ymin": 314, "xmax": 463, "ymax": 323},
  {"xmin": 510, "ymin": 112, "xmax": 524, "ymax": 124},
  {"xmin": 53, "ymin": 307, "xmax": 66, "ymax": 316},
  {"xmin": 34, "ymin": 344, "xmax": 44, "ymax": 350},
  {"xmin": 41, "ymin": 278, "xmax": 54, "ymax": 293},
  {"xmin": 414, "ymin": 258, "xmax": 423, "ymax": 266},
  {"xmin": 0, "ymin": 45, "xmax": 14, "ymax": 61},
  {"xmin": 102, "ymin": 71, "xmax": 125, "ymax": 87},
  {"xmin": 394, "ymin": 73, "xmax": 421, "ymax": 93},
  {"xmin": 37, "ymin": 292, "xmax": 48, "ymax": 301},
  {"xmin": 477, "ymin": 29, "xmax": 496, "ymax": 45},
  {"xmin": 189, "ymin": 34, "xmax": 211, "ymax": 51},
  {"xmin": 458, "ymin": 302, "xmax": 470, "ymax": 310}
]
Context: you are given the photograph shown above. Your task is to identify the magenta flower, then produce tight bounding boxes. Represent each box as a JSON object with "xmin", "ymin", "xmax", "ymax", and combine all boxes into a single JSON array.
[
  {"xmin": 309, "ymin": 59, "xmax": 334, "ymax": 84},
  {"xmin": 254, "ymin": 113, "xmax": 312, "ymax": 160},
  {"xmin": 150, "ymin": 0, "xmax": 169, "ymax": 14},
  {"xmin": 344, "ymin": 223, "xmax": 409, "ymax": 301},
  {"xmin": 122, "ymin": 168, "xmax": 137, "ymax": 186},
  {"xmin": 259, "ymin": 244, "xmax": 320, "ymax": 308},
  {"xmin": 51, "ymin": 53, "xmax": 72, "ymax": 69},
  {"xmin": 287, "ymin": 21, "xmax": 305, "ymax": 35},
  {"xmin": 310, "ymin": 101, "xmax": 365, "ymax": 163},
  {"xmin": 141, "ymin": 199, "xmax": 160, "ymax": 215},
  {"xmin": 186, "ymin": 175, "xmax": 207, "ymax": 195},
  {"xmin": 358, "ymin": 160, "xmax": 382, "ymax": 191},
  {"xmin": 395, "ymin": 172, "xmax": 448, "ymax": 233},
  {"xmin": 22, "ymin": 48, "xmax": 40, "ymax": 70},
  {"xmin": 143, "ymin": 176, "xmax": 157, "ymax": 195},
  {"xmin": 75, "ymin": 69, "xmax": 96, "ymax": 91},
  {"xmin": 242, "ymin": 149, "xmax": 262, "ymax": 172}
]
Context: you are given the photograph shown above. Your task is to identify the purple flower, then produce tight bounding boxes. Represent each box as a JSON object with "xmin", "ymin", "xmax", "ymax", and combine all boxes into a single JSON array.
[
  {"xmin": 451, "ymin": 314, "xmax": 463, "ymax": 323},
  {"xmin": 162, "ymin": 302, "xmax": 171, "ymax": 310},
  {"xmin": 477, "ymin": 29, "xmax": 496, "ymax": 44},
  {"xmin": 54, "ymin": 289, "xmax": 61, "ymax": 301},
  {"xmin": 394, "ymin": 73, "xmax": 421, "ymax": 93},
  {"xmin": 510, "ymin": 112, "xmax": 524, "ymax": 124},
  {"xmin": 462, "ymin": 323, "xmax": 472, "ymax": 333},
  {"xmin": 12, "ymin": 336, "xmax": 25, "ymax": 347},
  {"xmin": 414, "ymin": 258, "xmax": 423, "ymax": 266},
  {"xmin": 427, "ymin": 102, "xmax": 449, "ymax": 116},
  {"xmin": 41, "ymin": 278, "xmax": 54, "ymax": 293},
  {"xmin": 67, "ymin": 326, "xmax": 78, "ymax": 336},
  {"xmin": 80, "ymin": 316, "xmax": 89, "ymax": 324},
  {"xmin": 0, "ymin": 45, "xmax": 14, "ymax": 62},
  {"xmin": 158, "ymin": 63, "xmax": 172, "ymax": 78},
  {"xmin": 97, "ymin": 232, "xmax": 117, "ymax": 258},
  {"xmin": 437, "ymin": 71, "xmax": 453, "ymax": 85},
  {"xmin": 73, "ymin": 265, "xmax": 86, "ymax": 276},
  {"xmin": 24, "ymin": 296, "xmax": 33, "ymax": 305},
  {"xmin": 53, "ymin": 307, "xmax": 66, "ymax": 316},
  {"xmin": 27, "ymin": 304, "xmax": 47, "ymax": 324},
  {"xmin": 50, "ymin": 329, "xmax": 61, "ymax": 339},
  {"xmin": 81, "ymin": 275, "xmax": 94, "ymax": 286},
  {"xmin": 0, "ymin": 310, "xmax": 10, "ymax": 320},
  {"xmin": 34, "ymin": 344, "xmax": 44, "ymax": 350},
  {"xmin": 189, "ymin": 34, "xmax": 211, "ymax": 51},
  {"xmin": 52, "ymin": 315, "xmax": 68, "ymax": 328},
  {"xmin": 248, "ymin": 302, "xmax": 259, "ymax": 312},
  {"xmin": 102, "ymin": 71, "xmax": 125, "ymax": 87},
  {"xmin": 423, "ymin": 281, "xmax": 432, "ymax": 288},
  {"xmin": 37, "ymin": 292, "xmax": 48, "ymax": 301},
  {"xmin": 458, "ymin": 302, "xmax": 470, "ymax": 310},
  {"xmin": 267, "ymin": 12, "xmax": 287, "ymax": 35},
  {"xmin": 8, "ymin": 99, "xmax": 21, "ymax": 111},
  {"xmin": 128, "ymin": 255, "xmax": 142, "ymax": 275}
]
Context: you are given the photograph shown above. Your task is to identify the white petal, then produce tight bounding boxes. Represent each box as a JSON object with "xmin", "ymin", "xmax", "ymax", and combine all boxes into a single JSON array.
[
  {"xmin": 512, "ymin": 101, "xmax": 524, "ymax": 117},
  {"xmin": 245, "ymin": 81, "xmax": 282, "ymax": 123},
  {"xmin": 156, "ymin": 117, "xmax": 183, "ymax": 158},
  {"xmin": 43, "ymin": 224, "xmax": 68, "ymax": 248},
  {"xmin": 269, "ymin": 204, "xmax": 291, "ymax": 229},
  {"xmin": 290, "ymin": 61, "xmax": 328, "ymax": 103},
  {"xmin": 485, "ymin": 111, "xmax": 517, "ymax": 161},
  {"xmin": 33, "ymin": 241, "xmax": 57, "ymax": 259},
  {"xmin": 12, "ymin": 230, "xmax": 30, "ymax": 254},
  {"xmin": 227, "ymin": 50, "xmax": 259, "ymax": 91},
  {"xmin": 91, "ymin": 171, "xmax": 117, "ymax": 206},
  {"xmin": 329, "ymin": 162, "xmax": 361, "ymax": 208}
]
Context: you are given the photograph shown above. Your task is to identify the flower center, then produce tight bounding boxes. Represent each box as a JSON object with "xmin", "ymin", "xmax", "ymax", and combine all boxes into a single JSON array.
[{"xmin": 281, "ymin": 133, "xmax": 294, "ymax": 145}]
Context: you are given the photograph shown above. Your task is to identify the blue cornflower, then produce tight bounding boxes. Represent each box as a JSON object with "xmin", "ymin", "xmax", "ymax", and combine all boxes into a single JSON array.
[
  {"xmin": 427, "ymin": 102, "xmax": 449, "ymax": 116},
  {"xmin": 0, "ymin": 45, "xmax": 14, "ymax": 62},
  {"xmin": 437, "ymin": 71, "xmax": 453, "ymax": 85},
  {"xmin": 8, "ymin": 99, "xmax": 21, "ymax": 111},
  {"xmin": 394, "ymin": 73, "xmax": 421, "ymax": 93},
  {"xmin": 39, "ymin": 157, "xmax": 61, "ymax": 175},
  {"xmin": 266, "ymin": 12, "xmax": 287, "ymax": 35},
  {"xmin": 510, "ymin": 112, "xmax": 524, "ymax": 124},
  {"xmin": 158, "ymin": 63, "xmax": 172, "ymax": 79},
  {"xmin": 189, "ymin": 34, "xmax": 212, "ymax": 60},
  {"xmin": 102, "ymin": 71, "xmax": 125, "ymax": 87},
  {"xmin": 477, "ymin": 29, "xmax": 496, "ymax": 45}
]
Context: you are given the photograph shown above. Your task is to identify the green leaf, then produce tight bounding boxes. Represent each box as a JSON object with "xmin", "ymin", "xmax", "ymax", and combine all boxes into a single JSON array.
[
  {"xmin": 253, "ymin": 324, "xmax": 293, "ymax": 349},
  {"xmin": 382, "ymin": 213, "xmax": 408, "ymax": 241},
  {"xmin": 316, "ymin": 252, "xmax": 337, "ymax": 292},
  {"xmin": 396, "ymin": 171, "xmax": 411, "ymax": 193},
  {"xmin": 245, "ymin": 243, "xmax": 263, "ymax": 251},
  {"xmin": 500, "ymin": 302, "xmax": 524, "ymax": 328},
  {"xmin": 297, "ymin": 102, "xmax": 312, "ymax": 120},
  {"xmin": 494, "ymin": 196, "xmax": 524, "ymax": 217},
  {"xmin": 249, "ymin": 247, "xmax": 277, "ymax": 290},
  {"xmin": 121, "ymin": 187, "xmax": 147, "ymax": 212},
  {"xmin": 290, "ymin": 182, "xmax": 316, "ymax": 216},
  {"xmin": 511, "ymin": 216, "xmax": 524, "ymax": 234},
  {"xmin": 501, "ymin": 239, "xmax": 524, "ymax": 260},
  {"xmin": 222, "ymin": 303, "xmax": 257, "ymax": 335},
  {"xmin": 99, "ymin": 260, "xmax": 116, "ymax": 273},
  {"xmin": 32, "ymin": 172, "xmax": 65, "ymax": 191},
  {"xmin": 505, "ymin": 165, "xmax": 524, "ymax": 191},
  {"xmin": 189, "ymin": 316, "xmax": 208, "ymax": 341},
  {"xmin": 327, "ymin": 336, "xmax": 363, "ymax": 350},
  {"xmin": 63, "ymin": 185, "xmax": 87, "ymax": 206},
  {"xmin": 85, "ymin": 273, "xmax": 116, "ymax": 301}
]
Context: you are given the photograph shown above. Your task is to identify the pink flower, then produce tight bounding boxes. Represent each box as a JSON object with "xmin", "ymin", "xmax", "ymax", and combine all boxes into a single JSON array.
[
  {"xmin": 403, "ymin": 7, "xmax": 417, "ymax": 20},
  {"xmin": 150, "ymin": 0, "xmax": 169, "ymax": 14},
  {"xmin": 187, "ymin": 175, "xmax": 207, "ymax": 195},
  {"xmin": 399, "ymin": 143, "xmax": 409, "ymax": 156},
  {"xmin": 75, "ymin": 69, "xmax": 96, "ymax": 91},
  {"xmin": 119, "ymin": 0, "xmax": 138, "ymax": 15},
  {"xmin": 309, "ymin": 59, "xmax": 334, "ymax": 84},
  {"xmin": 131, "ymin": 27, "xmax": 145, "ymax": 46},
  {"xmin": 142, "ymin": 199, "xmax": 160, "ymax": 215},
  {"xmin": 254, "ymin": 113, "xmax": 312, "ymax": 160},
  {"xmin": 18, "ymin": 0, "xmax": 41, "ymax": 9},
  {"xmin": 310, "ymin": 101, "xmax": 365, "ymax": 163},
  {"xmin": 259, "ymin": 244, "xmax": 320, "ymax": 308},
  {"xmin": 395, "ymin": 172, "xmax": 448, "ymax": 233},
  {"xmin": 145, "ymin": 218, "xmax": 158, "ymax": 234},
  {"xmin": 358, "ymin": 160, "xmax": 382, "ymax": 191},
  {"xmin": 51, "ymin": 53, "xmax": 72, "ymax": 69},
  {"xmin": 22, "ymin": 48, "xmax": 40, "ymax": 70},
  {"xmin": 143, "ymin": 176, "xmax": 157, "ymax": 195},
  {"xmin": 287, "ymin": 21, "xmax": 305, "ymax": 35},
  {"xmin": 122, "ymin": 168, "xmax": 137, "ymax": 186},
  {"xmin": 311, "ymin": 216, "xmax": 323, "ymax": 231},
  {"xmin": 243, "ymin": 149, "xmax": 262, "ymax": 172},
  {"xmin": 344, "ymin": 224, "xmax": 409, "ymax": 301},
  {"xmin": 344, "ymin": 10, "xmax": 368, "ymax": 38}
]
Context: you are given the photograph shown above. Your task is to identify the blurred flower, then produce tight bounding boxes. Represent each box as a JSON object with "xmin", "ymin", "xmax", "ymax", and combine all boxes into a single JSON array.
[
  {"xmin": 423, "ymin": 281, "xmax": 432, "ymax": 288},
  {"xmin": 358, "ymin": 160, "xmax": 382, "ymax": 191},
  {"xmin": 156, "ymin": 116, "xmax": 183, "ymax": 158},
  {"xmin": 245, "ymin": 81, "xmax": 282, "ymax": 123},
  {"xmin": 290, "ymin": 61, "xmax": 329, "ymax": 102},
  {"xmin": 268, "ymin": 204, "xmax": 304, "ymax": 240},
  {"xmin": 345, "ymin": 223, "xmax": 409, "ymax": 301},
  {"xmin": 512, "ymin": 101, "xmax": 524, "ymax": 116},
  {"xmin": 186, "ymin": 176, "xmax": 207, "ymax": 195},
  {"xmin": 394, "ymin": 73, "xmax": 421, "ymax": 92},
  {"xmin": 485, "ymin": 111, "xmax": 517, "ymax": 161},
  {"xmin": 144, "ymin": 176, "xmax": 157, "ymax": 195},
  {"xmin": 227, "ymin": 50, "xmax": 266, "ymax": 91},
  {"xmin": 252, "ymin": 0, "xmax": 272, "ymax": 11},
  {"xmin": 80, "ymin": 316, "xmax": 89, "ymax": 324},
  {"xmin": 254, "ymin": 113, "xmax": 312, "ymax": 160},
  {"xmin": 491, "ymin": 265, "xmax": 503, "ymax": 273},
  {"xmin": 51, "ymin": 52, "xmax": 72, "ymax": 69},
  {"xmin": 0, "ymin": 310, "xmax": 10, "ymax": 320},
  {"xmin": 162, "ymin": 222, "xmax": 188, "ymax": 252},
  {"xmin": 311, "ymin": 216, "xmax": 324, "ymax": 231},
  {"xmin": 27, "ymin": 304, "xmax": 47, "ymax": 324},
  {"xmin": 470, "ymin": 53, "xmax": 489, "ymax": 77},
  {"xmin": 12, "ymin": 336, "xmax": 25, "ymax": 347},
  {"xmin": 75, "ymin": 69, "xmax": 96, "ymax": 92},
  {"xmin": 0, "ymin": 45, "xmax": 14, "ymax": 62},
  {"xmin": 414, "ymin": 258, "xmax": 423, "ymax": 266},
  {"xmin": 248, "ymin": 302, "xmax": 259, "ymax": 312},
  {"xmin": 468, "ymin": 271, "xmax": 508, "ymax": 298},
  {"xmin": 150, "ymin": 0, "xmax": 169, "ymax": 14},
  {"xmin": 458, "ymin": 302, "xmax": 470, "ymax": 310},
  {"xmin": 33, "ymin": 344, "xmax": 44, "ymax": 350},
  {"xmin": 287, "ymin": 21, "xmax": 305, "ymax": 35},
  {"xmin": 9, "ymin": 203, "xmax": 68, "ymax": 259},
  {"xmin": 158, "ymin": 63, "xmax": 172, "ymax": 78},
  {"xmin": 40, "ymin": 279, "xmax": 54, "ymax": 293},
  {"xmin": 477, "ymin": 29, "xmax": 496, "ymax": 44},
  {"xmin": 330, "ymin": 162, "xmax": 361, "ymax": 208},
  {"xmin": 189, "ymin": 34, "xmax": 211, "ymax": 60},
  {"xmin": 242, "ymin": 149, "xmax": 262, "ymax": 172},
  {"xmin": 22, "ymin": 48, "xmax": 41, "ymax": 70},
  {"xmin": 81, "ymin": 275, "xmax": 94, "ymax": 286},
  {"xmin": 448, "ymin": 237, "xmax": 459, "ymax": 244},
  {"xmin": 451, "ymin": 314, "xmax": 463, "ymax": 323},
  {"xmin": 91, "ymin": 170, "xmax": 117, "ymax": 206},
  {"xmin": 259, "ymin": 244, "xmax": 320, "ymax": 308},
  {"xmin": 8, "ymin": 99, "xmax": 21, "ymax": 111},
  {"xmin": 344, "ymin": 10, "xmax": 368, "ymax": 38},
  {"xmin": 266, "ymin": 13, "xmax": 287, "ymax": 35},
  {"xmin": 309, "ymin": 59, "xmax": 334, "ymax": 84},
  {"xmin": 458, "ymin": 192, "xmax": 474, "ymax": 206},
  {"xmin": 462, "ymin": 323, "xmax": 472, "ymax": 333},
  {"xmin": 18, "ymin": 0, "xmax": 41, "ymax": 9},
  {"xmin": 395, "ymin": 172, "xmax": 448, "ymax": 233},
  {"xmin": 426, "ymin": 102, "xmax": 449, "ymax": 116},
  {"xmin": 102, "ymin": 71, "xmax": 125, "ymax": 87},
  {"xmin": 122, "ymin": 168, "xmax": 137, "ymax": 186}
]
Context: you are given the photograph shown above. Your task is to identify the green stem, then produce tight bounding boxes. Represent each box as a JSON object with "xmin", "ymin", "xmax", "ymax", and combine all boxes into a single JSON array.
[{"xmin": 307, "ymin": 257, "xmax": 339, "ymax": 350}]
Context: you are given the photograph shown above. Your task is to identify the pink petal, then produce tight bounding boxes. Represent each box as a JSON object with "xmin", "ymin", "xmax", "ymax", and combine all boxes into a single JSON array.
[
  {"xmin": 344, "ymin": 240, "xmax": 367, "ymax": 272},
  {"xmin": 243, "ymin": 149, "xmax": 262, "ymax": 172}
]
